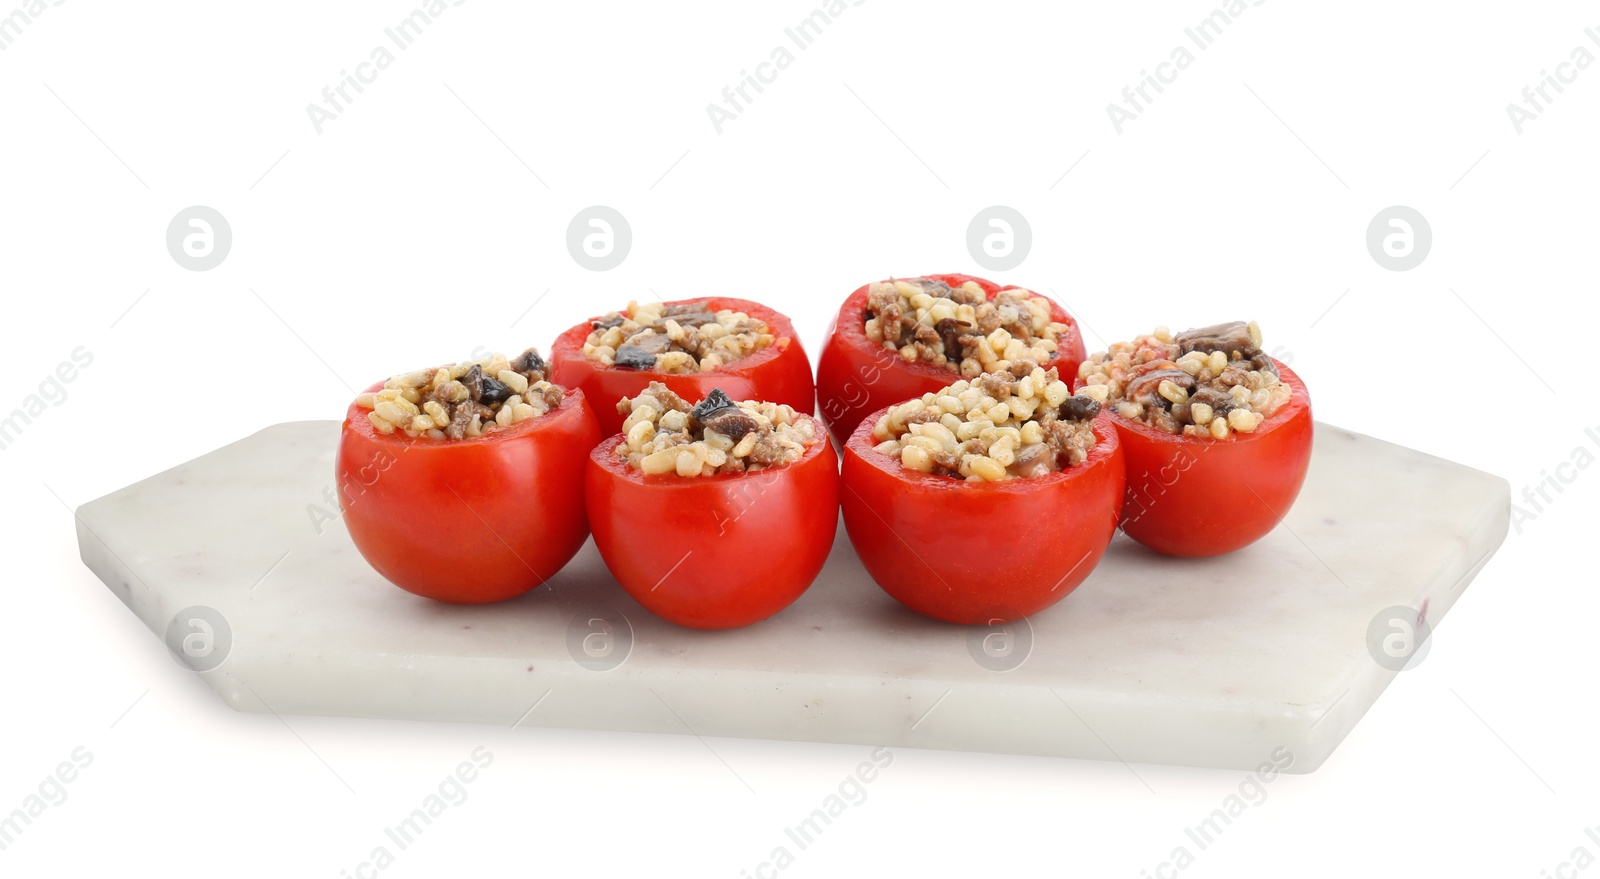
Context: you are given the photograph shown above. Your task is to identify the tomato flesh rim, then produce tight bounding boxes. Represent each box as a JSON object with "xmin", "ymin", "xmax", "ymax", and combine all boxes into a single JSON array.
[
  {"xmin": 843, "ymin": 403, "xmax": 1121, "ymax": 496},
  {"xmin": 588, "ymin": 412, "xmax": 833, "ymax": 486},
  {"xmin": 341, "ymin": 381, "xmax": 593, "ymax": 450},
  {"xmin": 1102, "ymin": 358, "xmax": 1310, "ymax": 449},
  {"xmin": 828, "ymin": 274, "xmax": 1084, "ymax": 385},
  {"xmin": 551, "ymin": 296, "xmax": 804, "ymax": 383}
]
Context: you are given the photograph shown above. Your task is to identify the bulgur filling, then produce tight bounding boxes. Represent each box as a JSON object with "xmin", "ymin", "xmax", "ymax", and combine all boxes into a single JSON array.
[
  {"xmin": 1079, "ymin": 321, "xmax": 1293, "ymax": 439},
  {"xmin": 355, "ymin": 348, "xmax": 565, "ymax": 440},
  {"xmin": 582, "ymin": 302, "xmax": 776, "ymax": 374},
  {"xmin": 870, "ymin": 360, "xmax": 1100, "ymax": 482},
  {"xmin": 616, "ymin": 383, "xmax": 819, "ymax": 477},
  {"xmin": 863, "ymin": 278, "xmax": 1073, "ymax": 378}
]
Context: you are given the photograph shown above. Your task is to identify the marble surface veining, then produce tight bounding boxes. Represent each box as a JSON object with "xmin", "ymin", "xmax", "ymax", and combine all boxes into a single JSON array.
[{"xmin": 76, "ymin": 421, "xmax": 1509, "ymax": 772}]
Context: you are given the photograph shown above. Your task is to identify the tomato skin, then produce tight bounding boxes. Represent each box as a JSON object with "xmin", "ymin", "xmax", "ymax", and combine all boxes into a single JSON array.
[
  {"xmin": 550, "ymin": 297, "xmax": 816, "ymax": 437},
  {"xmin": 1113, "ymin": 359, "xmax": 1314, "ymax": 557},
  {"xmin": 336, "ymin": 386, "xmax": 601, "ymax": 603},
  {"xmin": 840, "ymin": 409, "xmax": 1125, "ymax": 625},
  {"xmin": 816, "ymin": 274, "xmax": 1088, "ymax": 447},
  {"xmin": 584, "ymin": 421, "xmax": 839, "ymax": 630}
]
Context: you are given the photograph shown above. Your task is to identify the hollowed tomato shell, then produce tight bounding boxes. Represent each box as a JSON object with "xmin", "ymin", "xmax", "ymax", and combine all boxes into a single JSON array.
[
  {"xmin": 840, "ymin": 408, "xmax": 1125, "ymax": 625},
  {"xmin": 550, "ymin": 297, "xmax": 816, "ymax": 437},
  {"xmin": 584, "ymin": 418, "xmax": 840, "ymax": 630},
  {"xmin": 816, "ymin": 274, "xmax": 1088, "ymax": 447},
  {"xmin": 337, "ymin": 385, "xmax": 601, "ymax": 603},
  {"xmin": 1111, "ymin": 358, "xmax": 1313, "ymax": 557}
]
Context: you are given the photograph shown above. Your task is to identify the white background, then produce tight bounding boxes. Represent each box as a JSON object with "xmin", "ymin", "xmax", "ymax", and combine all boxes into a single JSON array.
[{"xmin": 2, "ymin": 1, "xmax": 1596, "ymax": 876}]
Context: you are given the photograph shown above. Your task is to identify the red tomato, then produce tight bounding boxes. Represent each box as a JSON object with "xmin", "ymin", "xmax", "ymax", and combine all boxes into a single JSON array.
[
  {"xmin": 584, "ymin": 420, "xmax": 839, "ymax": 630},
  {"xmin": 550, "ymin": 297, "xmax": 816, "ymax": 437},
  {"xmin": 336, "ymin": 386, "xmax": 601, "ymax": 603},
  {"xmin": 1113, "ymin": 359, "xmax": 1313, "ymax": 557},
  {"xmin": 816, "ymin": 274, "xmax": 1089, "ymax": 447},
  {"xmin": 839, "ymin": 409, "xmax": 1125, "ymax": 625}
]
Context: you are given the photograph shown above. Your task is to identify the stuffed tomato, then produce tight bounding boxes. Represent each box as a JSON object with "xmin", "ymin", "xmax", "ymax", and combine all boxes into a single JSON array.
[
  {"xmin": 585, "ymin": 383, "xmax": 839, "ymax": 630},
  {"xmin": 1078, "ymin": 321, "xmax": 1313, "ymax": 557},
  {"xmin": 840, "ymin": 360, "xmax": 1124, "ymax": 625},
  {"xmin": 816, "ymin": 274, "xmax": 1087, "ymax": 446},
  {"xmin": 337, "ymin": 348, "xmax": 600, "ymax": 603},
  {"xmin": 550, "ymin": 297, "xmax": 815, "ymax": 437}
]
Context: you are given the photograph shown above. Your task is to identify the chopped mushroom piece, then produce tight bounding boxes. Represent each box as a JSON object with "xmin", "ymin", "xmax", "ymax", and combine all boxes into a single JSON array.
[
  {"xmin": 614, "ymin": 383, "xmax": 818, "ymax": 476},
  {"xmin": 870, "ymin": 366, "xmax": 1098, "ymax": 481},
  {"xmin": 583, "ymin": 302, "xmax": 776, "ymax": 373},
  {"xmin": 1079, "ymin": 321, "xmax": 1290, "ymax": 438},
  {"xmin": 355, "ymin": 348, "xmax": 564, "ymax": 440},
  {"xmin": 862, "ymin": 278, "xmax": 1072, "ymax": 378}
]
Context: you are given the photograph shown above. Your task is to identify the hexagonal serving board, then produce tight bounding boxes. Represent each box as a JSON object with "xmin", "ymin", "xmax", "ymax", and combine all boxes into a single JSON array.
[{"xmin": 75, "ymin": 421, "xmax": 1508, "ymax": 772}]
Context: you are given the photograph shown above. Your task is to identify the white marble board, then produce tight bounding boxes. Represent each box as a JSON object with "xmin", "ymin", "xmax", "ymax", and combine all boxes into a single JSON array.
[{"xmin": 75, "ymin": 421, "xmax": 1509, "ymax": 773}]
